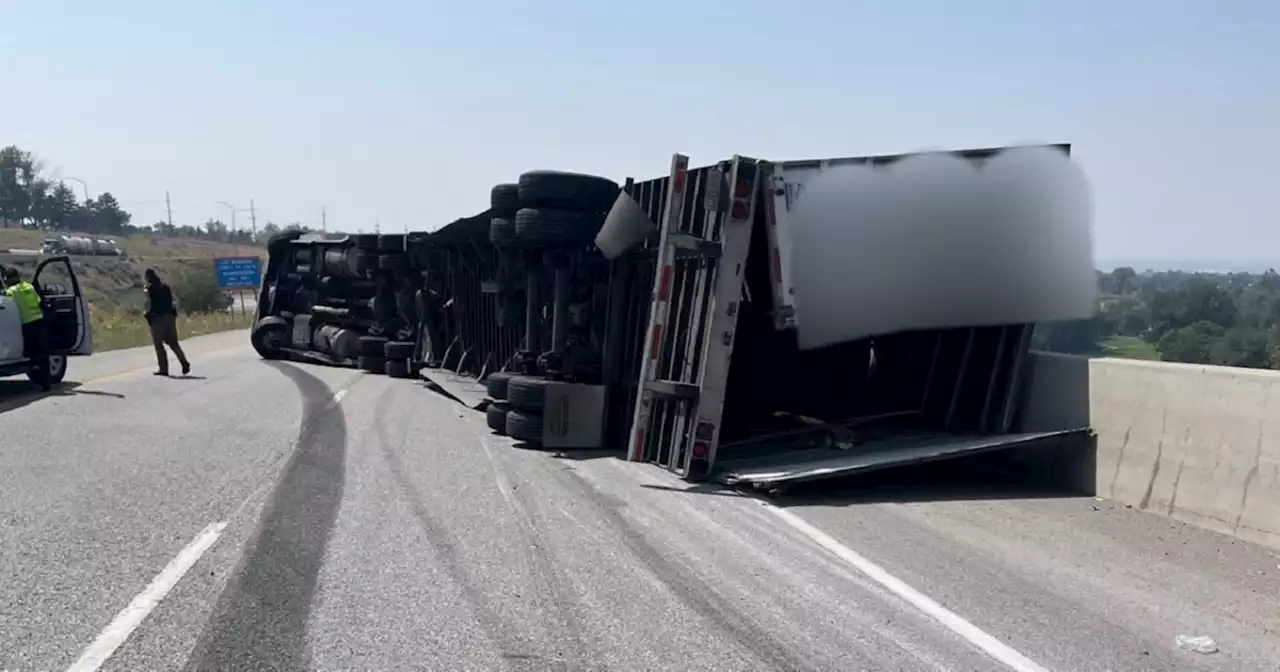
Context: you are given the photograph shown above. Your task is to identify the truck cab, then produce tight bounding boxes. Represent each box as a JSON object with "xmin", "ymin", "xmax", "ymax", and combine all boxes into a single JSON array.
[{"xmin": 0, "ymin": 256, "xmax": 94, "ymax": 386}]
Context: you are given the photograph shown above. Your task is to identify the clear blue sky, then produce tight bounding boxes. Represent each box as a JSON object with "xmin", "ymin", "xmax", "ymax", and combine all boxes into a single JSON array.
[{"xmin": 1, "ymin": 1, "xmax": 1275, "ymax": 268}]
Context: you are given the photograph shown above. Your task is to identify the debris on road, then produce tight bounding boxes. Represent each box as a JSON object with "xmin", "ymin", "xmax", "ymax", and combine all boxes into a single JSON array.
[{"xmin": 1174, "ymin": 634, "xmax": 1218, "ymax": 654}]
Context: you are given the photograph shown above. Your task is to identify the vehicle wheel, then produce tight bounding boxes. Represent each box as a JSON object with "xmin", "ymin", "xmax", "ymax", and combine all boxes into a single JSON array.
[
  {"xmin": 490, "ymin": 183, "xmax": 520, "ymax": 217},
  {"xmin": 514, "ymin": 207, "xmax": 606, "ymax": 247},
  {"xmin": 377, "ymin": 234, "xmax": 406, "ymax": 253},
  {"xmin": 354, "ymin": 233, "xmax": 379, "ymax": 251},
  {"xmin": 489, "ymin": 217, "xmax": 518, "ymax": 248},
  {"xmin": 385, "ymin": 360, "xmax": 413, "ymax": 378},
  {"xmin": 485, "ymin": 371, "xmax": 515, "ymax": 400},
  {"xmin": 251, "ymin": 316, "xmax": 290, "ymax": 359},
  {"xmin": 34, "ymin": 354, "xmax": 68, "ymax": 386},
  {"xmin": 518, "ymin": 170, "xmax": 620, "ymax": 212},
  {"xmin": 486, "ymin": 401, "xmax": 510, "ymax": 434},
  {"xmin": 507, "ymin": 375, "xmax": 551, "ymax": 412},
  {"xmin": 357, "ymin": 335, "xmax": 388, "ymax": 357},
  {"xmin": 378, "ymin": 253, "xmax": 408, "ymax": 272},
  {"xmin": 358, "ymin": 355, "xmax": 386, "ymax": 373},
  {"xmin": 505, "ymin": 409, "xmax": 544, "ymax": 443},
  {"xmin": 384, "ymin": 340, "xmax": 415, "ymax": 359}
]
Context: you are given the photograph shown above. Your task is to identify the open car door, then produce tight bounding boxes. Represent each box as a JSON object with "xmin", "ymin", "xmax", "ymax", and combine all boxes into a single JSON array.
[{"xmin": 34, "ymin": 255, "xmax": 93, "ymax": 356}]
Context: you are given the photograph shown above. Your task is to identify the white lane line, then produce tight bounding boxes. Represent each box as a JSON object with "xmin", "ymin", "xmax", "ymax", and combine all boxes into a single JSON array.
[
  {"xmin": 761, "ymin": 504, "xmax": 1050, "ymax": 672},
  {"xmin": 67, "ymin": 385, "xmax": 352, "ymax": 672},
  {"xmin": 66, "ymin": 522, "xmax": 228, "ymax": 672}
]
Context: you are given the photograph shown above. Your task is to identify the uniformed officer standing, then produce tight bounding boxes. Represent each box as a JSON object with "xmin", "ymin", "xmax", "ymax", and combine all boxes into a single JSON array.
[{"xmin": 3, "ymin": 266, "xmax": 51, "ymax": 390}]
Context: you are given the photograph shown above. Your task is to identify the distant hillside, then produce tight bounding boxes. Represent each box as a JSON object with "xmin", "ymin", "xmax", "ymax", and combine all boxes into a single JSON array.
[{"xmin": 0, "ymin": 230, "xmax": 263, "ymax": 313}]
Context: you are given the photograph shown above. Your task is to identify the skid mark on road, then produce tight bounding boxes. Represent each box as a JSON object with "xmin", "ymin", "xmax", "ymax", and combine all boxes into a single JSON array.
[
  {"xmin": 182, "ymin": 363, "xmax": 351, "ymax": 672},
  {"xmin": 372, "ymin": 385, "xmax": 601, "ymax": 671},
  {"xmin": 551, "ymin": 466, "xmax": 819, "ymax": 672}
]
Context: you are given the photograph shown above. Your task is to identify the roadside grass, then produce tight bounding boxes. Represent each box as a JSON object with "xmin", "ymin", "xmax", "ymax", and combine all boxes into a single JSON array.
[
  {"xmin": 1102, "ymin": 335, "xmax": 1160, "ymax": 360},
  {"xmin": 91, "ymin": 309, "xmax": 253, "ymax": 352}
]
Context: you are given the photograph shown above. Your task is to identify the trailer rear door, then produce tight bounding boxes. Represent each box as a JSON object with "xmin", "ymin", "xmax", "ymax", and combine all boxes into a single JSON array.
[{"xmin": 625, "ymin": 154, "xmax": 764, "ymax": 480}]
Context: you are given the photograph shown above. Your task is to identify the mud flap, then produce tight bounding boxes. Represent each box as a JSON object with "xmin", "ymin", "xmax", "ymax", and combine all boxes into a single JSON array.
[{"xmin": 420, "ymin": 368, "xmax": 490, "ymax": 410}]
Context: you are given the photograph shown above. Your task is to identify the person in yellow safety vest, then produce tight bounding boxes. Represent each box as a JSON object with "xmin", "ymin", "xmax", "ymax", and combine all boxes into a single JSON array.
[{"xmin": 3, "ymin": 266, "xmax": 51, "ymax": 391}]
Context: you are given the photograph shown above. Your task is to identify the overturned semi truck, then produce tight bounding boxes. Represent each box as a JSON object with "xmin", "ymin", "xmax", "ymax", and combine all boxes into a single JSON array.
[{"xmin": 258, "ymin": 145, "xmax": 1099, "ymax": 490}]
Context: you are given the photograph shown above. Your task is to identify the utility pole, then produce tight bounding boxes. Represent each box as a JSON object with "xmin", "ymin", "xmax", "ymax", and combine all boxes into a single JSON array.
[
  {"xmin": 249, "ymin": 199, "xmax": 258, "ymax": 240},
  {"xmin": 165, "ymin": 191, "xmax": 174, "ymax": 231},
  {"xmin": 321, "ymin": 207, "xmax": 327, "ymax": 232},
  {"xmin": 375, "ymin": 219, "xmax": 381, "ymax": 234}
]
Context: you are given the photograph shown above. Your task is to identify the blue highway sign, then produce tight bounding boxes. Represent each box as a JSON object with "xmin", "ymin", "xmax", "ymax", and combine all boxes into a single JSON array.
[{"xmin": 214, "ymin": 256, "xmax": 262, "ymax": 289}]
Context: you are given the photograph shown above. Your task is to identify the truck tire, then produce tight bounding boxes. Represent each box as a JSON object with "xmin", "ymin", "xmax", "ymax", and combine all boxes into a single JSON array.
[
  {"xmin": 517, "ymin": 170, "xmax": 620, "ymax": 212},
  {"xmin": 383, "ymin": 341, "xmax": 415, "ymax": 359},
  {"xmin": 486, "ymin": 401, "xmax": 510, "ymax": 434},
  {"xmin": 385, "ymin": 360, "xmax": 413, "ymax": 378},
  {"xmin": 485, "ymin": 371, "xmax": 515, "ymax": 400},
  {"xmin": 505, "ymin": 409, "xmax": 544, "ymax": 443},
  {"xmin": 514, "ymin": 208, "xmax": 605, "ymax": 247},
  {"xmin": 354, "ymin": 234, "xmax": 379, "ymax": 251},
  {"xmin": 378, "ymin": 254, "xmax": 408, "ymax": 271},
  {"xmin": 359, "ymin": 355, "xmax": 386, "ymax": 373},
  {"xmin": 251, "ymin": 316, "xmax": 290, "ymax": 359},
  {"xmin": 490, "ymin": 183, "xmax": 520, "ymax": 216},
  {"xmin": 357, "ymin": 335, "xmax": 388, "ymax": 357},
  {"xmin": 506, "ymin": 375, "xmax": 550, "ymax": 412},
  {"xmin": 377, "ymin": 234, "xmax": 406, "ymax": 253},
  {"xmin": 489, "ymin": 217, "xmax": 518, "ymax": 247}
]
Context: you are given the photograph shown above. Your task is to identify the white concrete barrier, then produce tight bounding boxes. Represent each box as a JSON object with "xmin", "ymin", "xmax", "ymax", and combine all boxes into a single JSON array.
[{"xmin": 1019, "ymin": 352, "xmax": 1280, "ymax": 550}]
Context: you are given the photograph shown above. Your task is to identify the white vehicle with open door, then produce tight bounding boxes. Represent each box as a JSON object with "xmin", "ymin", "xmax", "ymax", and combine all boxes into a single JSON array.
[{"xmin": 0, "ymin": 256, "xmax": 94, "ymax": 385}]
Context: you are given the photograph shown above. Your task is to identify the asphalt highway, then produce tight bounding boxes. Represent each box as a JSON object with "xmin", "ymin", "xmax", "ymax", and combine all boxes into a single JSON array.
[{"xmin": 1, "ymin": 330, "xmax": 1277, "ymax": 671}]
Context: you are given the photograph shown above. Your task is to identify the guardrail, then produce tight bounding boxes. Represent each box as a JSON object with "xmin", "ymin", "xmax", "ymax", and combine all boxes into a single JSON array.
[{"xmin": 1018, "ymin": 352, "xmax": 1280, "ymax": 551}]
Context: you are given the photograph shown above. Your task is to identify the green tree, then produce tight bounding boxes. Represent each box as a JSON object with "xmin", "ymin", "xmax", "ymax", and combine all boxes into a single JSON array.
[
  {"xmin": 91, "ymin": 192, "xmax": 131, "ymax": 233},
  {"xmin": 255, "ymin": 221, "xmax": 282, "ymax": 244},
  {"xmin": 204, "ymin": 218, "xmax": 229, "ymax": 240},
  {"xmin": 1156, "ymin": 321, "xmax": 1224, "ymax": 364},
  {"xmin": 172, "ymin": 267, "xmax": 232, "ymax": 313},
  {"xmin": 47, "ymin": 183, "xmax": 80, "ymax": 230},
  {"xmin": 0, "ymin": 146, "xmax": 36, "ymax": 227},
  {"xmin": 1147, "ymin": 278, "xmax": 1238, "ymax": 340},
  {"xmin": 1210, "ymin": 327, "xmax": 1271, "ymax": 368}
]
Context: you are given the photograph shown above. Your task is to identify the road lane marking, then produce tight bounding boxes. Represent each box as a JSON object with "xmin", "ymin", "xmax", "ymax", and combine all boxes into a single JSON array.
[
  {"xmin": 65, "ymin": 522, "xmax": 228, "ymax": 672},
  {"xmin": 761, "ymin": 504, "xmax": 1051, "ymax": 672},
  {"xmin": 64, "ymin": 383, "xmax": 352, "ymax": 672}
]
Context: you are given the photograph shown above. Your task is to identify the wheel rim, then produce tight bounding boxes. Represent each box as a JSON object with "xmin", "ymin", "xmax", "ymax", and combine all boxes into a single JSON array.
[
  {"xmin": 48, "ymin": 355, "xmax": 65, "ymax": 378},
  {"xmin": 264, "ymin": 328, "xmax": 286, "ymax": 350}
]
